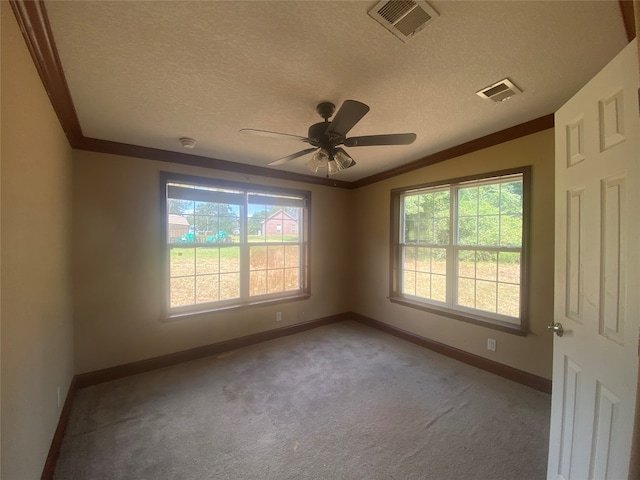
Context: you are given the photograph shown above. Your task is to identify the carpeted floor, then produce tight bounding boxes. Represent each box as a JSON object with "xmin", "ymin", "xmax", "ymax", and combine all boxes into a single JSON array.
[{"xmin": 53, "ymin": 321, "xmax": 550, "ymax": 479}]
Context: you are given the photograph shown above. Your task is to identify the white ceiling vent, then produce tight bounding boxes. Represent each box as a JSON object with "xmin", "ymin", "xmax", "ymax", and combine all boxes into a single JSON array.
[
  {"xmin": 368, "ymin": 1, "xmax": 439, "ymax": 43},
  {"xmin": 476, "ymin": 78, "xmax": 522, "ymax": 103}
]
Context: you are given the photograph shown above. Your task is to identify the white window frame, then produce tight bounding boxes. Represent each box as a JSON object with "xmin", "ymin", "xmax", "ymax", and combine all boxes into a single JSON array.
[
  {"xmin": 390, "ymin": 167, "xmax": 530, "ymax": 334},
  {"xmin": 161, "ymin": 173, "xmax": 311, "ymax": 318}
]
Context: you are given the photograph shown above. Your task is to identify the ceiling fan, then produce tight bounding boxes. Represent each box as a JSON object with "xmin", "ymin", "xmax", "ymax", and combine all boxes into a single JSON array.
[{"xmin": 240, "ymin": 100, "xmax": 417, "ymax": 176}]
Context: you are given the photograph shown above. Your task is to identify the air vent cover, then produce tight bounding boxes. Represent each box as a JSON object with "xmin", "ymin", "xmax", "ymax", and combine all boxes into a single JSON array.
[
  {"xmin": 368, "ymin": 1, "xmax": 439, "ymax": 43},
  {"xmin": 476, "ymin": 78, "xmax": 522, "ymax": 103}
]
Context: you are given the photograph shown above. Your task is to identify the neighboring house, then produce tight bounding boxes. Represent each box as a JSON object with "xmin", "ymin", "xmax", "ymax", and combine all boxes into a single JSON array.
[
  {"xmin": 262, "ymin": 210, "xmax": 298, "ymax": 236},
  {"xmin": 168, "ymin": 214, "xmax": 190, "ymax": 241}
]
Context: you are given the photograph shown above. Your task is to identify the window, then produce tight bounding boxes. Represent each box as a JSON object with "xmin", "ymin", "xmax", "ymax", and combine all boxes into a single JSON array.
[
  {"xmin": 390, "ymin": 168, "xmax": 529, "ymax": 333},
  {"xmin": 162, "ymin": 173, "xmax": 310, "ymax": 316}
]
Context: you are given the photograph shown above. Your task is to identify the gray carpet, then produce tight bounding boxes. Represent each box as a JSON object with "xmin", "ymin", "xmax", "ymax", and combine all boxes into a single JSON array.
[{"xmin": 53, "ymin": 321, "xmax": 550, "ymax": 479}]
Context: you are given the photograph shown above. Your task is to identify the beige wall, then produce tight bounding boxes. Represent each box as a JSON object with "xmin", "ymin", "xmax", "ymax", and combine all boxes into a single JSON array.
[
  {"xmin": 72, "ymin": 150, "xmax": 353, "ymax": 373},
  {"xmin": 1, "ymin": 3, "xmax": 75, "ymax": 479},
  {"xmin": 352, "ymin": 129, "xmax": 555, "ymax": 379},
  {"xmin": 72, "ymin": 131, "xmax": 554, "ymax": 379}
]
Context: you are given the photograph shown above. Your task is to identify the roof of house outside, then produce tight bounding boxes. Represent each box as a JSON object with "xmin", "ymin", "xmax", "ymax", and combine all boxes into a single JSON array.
[
  {"xmin": 168, "ymin": 214, "xmax": 190, "ymax": 226},
  {"xmin": 261, "ymin": 209, "xmax": 298, "ymax": 224}
]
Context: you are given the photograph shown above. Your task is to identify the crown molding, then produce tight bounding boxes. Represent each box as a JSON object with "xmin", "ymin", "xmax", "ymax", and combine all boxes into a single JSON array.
[
  {"xmin": 351, "ymin": 114, "xmax": 554, "ymax": 188},
  {"xmin": 9, "ymin": 0, "xmax": 83, "ymax": 145},
  {"xmin": 619, "ymin": 0, "xmax": 636, "ymax": 42}
]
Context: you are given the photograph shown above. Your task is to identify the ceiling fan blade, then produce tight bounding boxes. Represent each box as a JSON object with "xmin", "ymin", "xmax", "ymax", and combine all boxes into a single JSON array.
[
  {"xmin": 344, "ymin": 133, "xmax": 417, "ymax": 147},
  {"xmin": 326, "ymin": 100, "xmax": 370, "ymax": 137},
  {"xmin": 269, "ymin": 147, "xmax": 319, "ymax": 166},
  {"xmin": 240, "ymin": 128, "xmax": 309, "ymax": 142}
]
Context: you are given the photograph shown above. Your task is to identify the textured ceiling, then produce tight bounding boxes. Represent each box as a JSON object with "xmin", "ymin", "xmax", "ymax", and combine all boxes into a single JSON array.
[{"xmin": 44, "ymin": 1, "xmax": 627, "ymax": 182}]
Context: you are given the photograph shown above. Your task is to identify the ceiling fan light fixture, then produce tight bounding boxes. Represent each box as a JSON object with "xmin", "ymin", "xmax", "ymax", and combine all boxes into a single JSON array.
[
  {"xmin": 306, "ymin": 149, "xmax": 330, "ymax": 174},
  {"xmin": 334, "ymin": 148, "xmax": 354, "ymax": 170}
]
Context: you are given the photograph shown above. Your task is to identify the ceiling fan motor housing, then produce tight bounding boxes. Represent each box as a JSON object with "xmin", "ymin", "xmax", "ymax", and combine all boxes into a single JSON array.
[{"xmin": 308, "ymin": 122, "xmax": 338, "ymax": 147}]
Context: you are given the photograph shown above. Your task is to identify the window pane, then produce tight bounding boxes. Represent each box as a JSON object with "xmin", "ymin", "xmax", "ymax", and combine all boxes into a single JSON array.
[
  {"xmin": 417, "ymin": 194, "xmax": 432, "ymax": 242},
  {"xmin": 433, "ymin": 218, "xmax": 450, "ymax": 244},
  {"xmin": 220, "ymin": 273, "xmax": 240, "ymax": 300},
  {"xmin": 404, "ymin": 216, "xmax": 417, "ymax": 243},
  {"xmin": 415, "ymin": 272, "xmax": 431, "ymax": 298},
  {"xmin": 498, "ymin": 283, "xmax": 520, "ymax": 317},
  {"xmin": 284, "ymin": 268, "xmax": 299, "ymax": 290},
  {"xmin": 456, "ymin": 249, "xmax": 504, "ymax": 314},
  {"xmin": 170, "ymin": 277, "xmax": 195, "ymax": 307},
  {"xmin": 478, "ymin": 215, "xmax": 499, "ymax": 246},
  {"xmin": 476, "ymin": 251, "xmax": 497, "ymax": 281},
  {"xmin": 500, "ymin": 215, "xmax": 522, "ymax": 247},
  {"xmin": 195, "ymin": 248, "xmax": 219, "ymax": 275},
  {"xmin": 416, "ymin": 247, "xmax": 430, "ymax": 272},
  {"xmin": 500, "ymin": 181, "xmax": 523, "ymax": 214},
  {"xmin": 403, "ymin": 195, "xmax": 419, "ymax": 243},
  {"xmin": 219, "ymin": 247, "xmax": 240, "ymax": 273},
  {"xmin": 267, "ymin": 269, "xmax": 285, "ymax": 294},
  {"xmin": 170, "ymin": 248, "xmax": 195, "ymax": 276},
  {"xmin": 250, "ymin": 246, "xmax": 267, "ymax": 270},
  {"xmin": 431, "ymin": 248, "xmax": 447, "ymax": 275},
  {"xmin": 434, "ymin": 191, "xmax": 450, "ymax": 217},
  {"xmin": 285, "ymin": 245, "xmax": 300, "ymax": 268},
  {"xmin": 457, "ymin": 278, "xmax": 475, "ymax": 308},
  {"xmin": 403, "ymin": 191, "xmax": 450, "ymax": 245},
  {"xmin": 168, "ymin": 209, "xmax": 193, "ymax": 243},
  {"xmin": 266, "ymin": 212, "xmax": 284, "ymax": 242},
  {"xmin": 267, "ymin": 246, "xmax": 285, "ymax": 269},
  {"xmin": 249, "ymin": 205, "xmax": 301, "ymax": 243},
  {"xmin": 249, "ymin": 205, "xmax": 268, "ymax": 242},
  {"xmin": 196, "ymin": 275, "xmax": 219, "ymax": 304},
  {"xmin": 403, "ymin": 269, "xmax": 416, "ymax": 296},
  {"xmin": 498, "ymin": 252, "xmax": 520, "ymax": 283},
  {"xmin": 418, "ymin": 217, "xmax": 433, "ymax": 244},
  {"xmin": 458, "ymin": 187, "xmax": 478, "ymax": 217},
  {"xmin": 476, "ymin": 280, "xmax": 497, "ymax": 313},
  {"xmin": 458, "ymin": 250, "xmax": 475, "ymax": 278},
  {"xmin": 458, "ymin": 217, "xmax": 477, "ymax": 245},
  {"xmin": 421, "ymin": 193, "xmax": 434, "ymax": 218},
  {"xmin": 404, "ymin": 246, "xmax": 416, "ymax": 271},
  {"xmin": 478, "ymin": 184, "xmax": 500, "ymax": 215},
  {"xmin": 250, "ymin": 270, "xmax": 267, "ymax": 296},
  {"xmin": 431, "ymin": 274, "xmax": 446, "ymax": 302}
]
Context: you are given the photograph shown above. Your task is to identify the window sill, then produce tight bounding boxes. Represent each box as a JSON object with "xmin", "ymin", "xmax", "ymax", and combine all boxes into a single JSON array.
[
  {"xmin": 388, "ymin": 296, "xmax": 528, "ymax": 336},
  {"xmin": 163, "ymin": 293, "xmax": 311, "ymax": 322}
]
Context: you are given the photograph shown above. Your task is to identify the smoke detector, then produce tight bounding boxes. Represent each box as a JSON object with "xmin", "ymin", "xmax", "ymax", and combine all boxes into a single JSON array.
[
  {"xmin": 368, "ymin": 0, "xmax": 439, "ymax": 43},
  {"xmin": 179, "ymin": 137, "xmax": 197, "ymax": 149},
  {"xmin": 476, "ymin": 79, "xmax": 522, "ymax": 103}
]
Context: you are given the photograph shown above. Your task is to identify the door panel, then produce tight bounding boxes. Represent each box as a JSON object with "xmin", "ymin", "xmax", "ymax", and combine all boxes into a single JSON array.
[{"xmin": 549, "ymin": 39, "xmax": 639, "ymax": 480}]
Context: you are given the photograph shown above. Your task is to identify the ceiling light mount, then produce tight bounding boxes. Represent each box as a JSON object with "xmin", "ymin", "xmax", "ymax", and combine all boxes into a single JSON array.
[{"xmin": 316, "ymin": 102, "xmax": 336, "ymax": 121}]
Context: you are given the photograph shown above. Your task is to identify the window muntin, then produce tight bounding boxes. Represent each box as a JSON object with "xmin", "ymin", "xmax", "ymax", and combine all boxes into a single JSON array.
[
  {"xmin": 394, "ymin": 169, "xmax": 528, "ymax": 330},
  {"xmin": 163, "ymin": 175, "xmax": 309, "ymax": 315}
]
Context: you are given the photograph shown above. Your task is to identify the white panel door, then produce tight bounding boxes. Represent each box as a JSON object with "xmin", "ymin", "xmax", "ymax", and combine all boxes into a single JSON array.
[{"xmin": 548, "ymin": 39, "xmax": 639, "ymax": 480}]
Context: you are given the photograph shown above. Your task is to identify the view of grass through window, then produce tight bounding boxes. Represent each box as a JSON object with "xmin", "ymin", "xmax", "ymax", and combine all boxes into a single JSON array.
[
  {"xmin": 399, "ymin": 172, "xmax": 524, "ymax": 325},
  {"xmin": 164, "ymin": 177, "xmax": 308, "ymax": 313}
]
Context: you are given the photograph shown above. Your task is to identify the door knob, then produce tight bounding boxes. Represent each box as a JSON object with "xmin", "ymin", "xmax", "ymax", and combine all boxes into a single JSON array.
[{"xmin": 547, "ymin": 322, "xmax": 563, "ymax": 337}]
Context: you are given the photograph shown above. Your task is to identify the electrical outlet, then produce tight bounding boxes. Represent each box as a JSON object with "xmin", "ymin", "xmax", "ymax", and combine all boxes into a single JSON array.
[
  {"xmin": 487, "ymin": 338, "xmax": 497, "ymax": 352},
  {"xmin": 276, "ymin": 311, "xmax": 282, "ymax": 322},
  {"xmin": 57, "ymin": 386, "xmax": 61, "ymax": 408}
]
